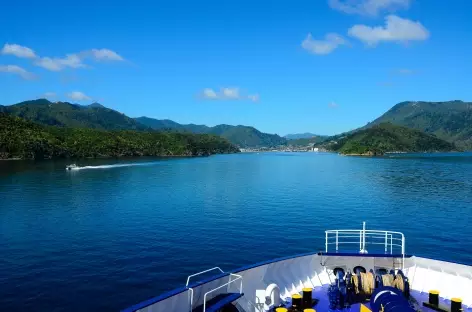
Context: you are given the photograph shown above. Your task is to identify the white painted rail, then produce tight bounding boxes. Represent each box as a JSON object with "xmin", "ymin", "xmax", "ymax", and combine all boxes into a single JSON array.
[
  {"xmin": 203, "ymin": 273, "xmax": 243, "ymax": 312},
  {"xmin": 186, "ymin": 267, "xmax": 225, "ymax": 287},
  {"xmin": 325, "ymin": 222, "xmax": 405, "ymax": 268}
]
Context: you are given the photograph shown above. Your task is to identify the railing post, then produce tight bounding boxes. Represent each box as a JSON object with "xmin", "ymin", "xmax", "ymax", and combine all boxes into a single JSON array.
[
  {"xmin": 390, "ymin": 235, "xmax": 393, "ymax": 254},
  {"xmin": 362, "ymin": 222, "xmax": 366, "ymax": 252},
  {"xmin": 336, "ymin": 231, "xmax": 338, "ymax": 252},
  {"xmin": 359, "ymin": 229, "xmax": 362, "ymax": 251},
  {"xmin": 385, "ymin": 232, "xmax": 388, "ymax": 254},
  {"xmin": 325, "ymin": 231, "xmax": 328, "ymax": 253},
  {"xmin": 188, "ymin": 288, "xmax": 194, "ymax": 312},
  {"xmin": 402, "ymin": 234, "xmax": 405, "ymax": 269}
]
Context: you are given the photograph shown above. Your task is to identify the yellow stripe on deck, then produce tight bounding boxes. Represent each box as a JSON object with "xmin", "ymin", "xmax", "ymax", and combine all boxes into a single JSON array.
[{"xmin": 360, "ymin": 304, "xmax": 372, "ymax": 312}]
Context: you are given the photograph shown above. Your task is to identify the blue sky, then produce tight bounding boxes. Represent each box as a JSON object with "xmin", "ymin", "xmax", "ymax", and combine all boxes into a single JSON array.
[{"xmin": 1, "ymin": 0, "xmax": 471, "ymax": 135}]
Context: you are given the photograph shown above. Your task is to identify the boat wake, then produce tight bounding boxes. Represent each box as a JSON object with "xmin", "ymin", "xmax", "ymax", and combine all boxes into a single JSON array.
[{"xmin": 68, "ymin": 162, "xmax": 160, "ymax": 171}]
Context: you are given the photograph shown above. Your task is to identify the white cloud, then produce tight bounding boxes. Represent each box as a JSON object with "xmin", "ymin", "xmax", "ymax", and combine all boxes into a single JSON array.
[
  {"xmin": 201, "ymin": 87, "xmax": 259, "ymax": 102},
  {"xmin": 247, "ymin": 94, "xmax": 260, "ymax": 102},
  {"xmin": 89, "ymin": 49, "xmax": 124, "ymax": 61},
  {"xmin": 67, "ymin": 91, "xmax": 91, "ymax": 101},
  {"xmin": 202, "ymin": 88, "xmax": 218, "ymax": 99},
  {"xmin": 221, "ymin": 87, "xmax": 240, "ymax": 99},
  {"xmin": 328, "ymin": 0, "xmax": 411, "ymax": 16},
  {"xmin": 1, "ymin": 43, "xmax": 124, "ymax": 72},
  {"xmin": 301, "ymin": 33, "xmax": 348, "ymax": 55},
  {"xmin": 0, "ymin": 65, "xmax": 36, "ymax": 80},
  {"xmin": 43, "ymin": 92, "xmax": 57, "ymax": 98},
  {"xmin": 328, "ymin": 101, "xmax": 339, "ymax": 108},
  {"xmin": 1, "ymin": 43, "xmax": 37, "ymax": 59},
  {"xmin": 35, "ymin": 54, "xmax": 85, "ymax": 71},
  {"xmin": 348, "ymin": 15, "xmax": 429, "ymax": 46}
]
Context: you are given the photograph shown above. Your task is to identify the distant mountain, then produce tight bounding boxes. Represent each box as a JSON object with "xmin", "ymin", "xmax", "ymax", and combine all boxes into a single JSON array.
[
  {"xmin": 287, "ymin": 136, "xmax": 327, "ymax": 146},
  {"xmin": 135, "ymin": 117, "xmax": 287, "ymax": 148},
  {"xmin": 0, "ymin": 113, "xmax": 239, "ymax": 160},
  {"xmin": 284, "ymin": 132, "xmax": 319, "ymax": 139},
  {"xmin": 366, "ymin": 100, "xmax": 472, "ymax": 149},
  {"xmin": 0, "ymin": 100, "xmax": 285, "ymax": 148},
  {"xmin": 134, "ymin": 116, "xmax": 184, "ymax": 131},
  {"xmin": 325, "ymin": 123, "xmax": 456, "ymax": 156},
  {"xmin": 1, "ymin": 99, "xmax": 148, "ymax": 131}
]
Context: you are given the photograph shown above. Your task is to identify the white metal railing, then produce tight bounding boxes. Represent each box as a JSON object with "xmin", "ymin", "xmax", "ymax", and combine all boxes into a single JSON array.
[
  {"xmin": 186, "ymin": 267, "xmax": 224, "ymax": 287},
  {"xmin": 203, "ymin": 273, "xmax": 243, "ymax": 312},
  {"xmin": 325, "ymin": 222, "xmax": 405, "ymax": 268}
]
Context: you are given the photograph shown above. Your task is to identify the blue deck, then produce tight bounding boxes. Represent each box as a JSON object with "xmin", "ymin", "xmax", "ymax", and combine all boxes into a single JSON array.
[
  {"xmin": 282, "ymin": 285, "xmax": 472, "ymax": 312},
  {"xmin": 192, "ymin": 293, "xmax": 243, "ymax": 312}
]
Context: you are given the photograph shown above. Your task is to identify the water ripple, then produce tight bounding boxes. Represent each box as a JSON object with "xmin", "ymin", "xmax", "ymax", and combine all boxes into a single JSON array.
[{"xmin": 0, "ymin": 153, "xmax": 471, "ymax": 311}]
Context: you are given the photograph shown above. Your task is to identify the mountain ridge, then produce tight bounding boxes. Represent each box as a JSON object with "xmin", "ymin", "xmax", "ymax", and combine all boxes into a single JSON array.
[
  {"xmin": 1, "ymin": 99, "xmax": 287, "ymax": 148},
  {"xmin": 134, "ymin": 116, "xmax": 287, "ymax": 147},
  {"xmin": 0, "ymin": 113, "xmax": 239, "ymax": 160},
  {"xmin": 0, "ymin": 99, "xmax": 148, "ymax": 131},
  {"xmin": 324, "ymin": 122, "xmax": 457, "ymax": 155},
  {"xmin": 365, "ymin": 100, "xmax": 472, "ymax": 149},
  {"xmin": 284, "ymin": 132, "xmax": 320, "ymax": 139}
]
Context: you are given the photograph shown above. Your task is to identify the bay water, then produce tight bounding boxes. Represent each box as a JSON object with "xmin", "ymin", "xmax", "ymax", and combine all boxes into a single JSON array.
[{"xmin": 1, "ymin": 152, "xmax": 471, "ymax": 311}]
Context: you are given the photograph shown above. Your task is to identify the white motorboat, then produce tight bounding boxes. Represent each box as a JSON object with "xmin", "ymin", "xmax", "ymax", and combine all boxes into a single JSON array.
[
  {"xmin": 122, "ymin": 222, "xmax": 471, "ymax": 312},
  {"xmin": 66, "ymin": 164, "xmax": 78, "ymax": 170}
]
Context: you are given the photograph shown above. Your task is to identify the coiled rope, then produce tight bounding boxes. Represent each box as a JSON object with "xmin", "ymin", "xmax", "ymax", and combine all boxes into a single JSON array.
[
  {"xmin": 392, "ymin": 274, "xmax": 404, "ymax": 292},
  {"xmin": 351, "ymin": 274, "xmax": 359, "ymax": 294},
  {"xmin": 361, "ymin": 272, "xmax": 375, "ymax": 295},
  {"xmin": 382, "ymin": 274, "xmax": 394, "ymax": 287}
]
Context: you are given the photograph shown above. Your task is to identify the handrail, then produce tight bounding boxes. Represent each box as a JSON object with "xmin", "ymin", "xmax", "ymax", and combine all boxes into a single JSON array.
[
  {"xmin": 188, "ymin": 287, "xmax": 194, "ymax": 312},
  {"xmin": 203, "ymin": 273, "xmax": 243, "ymax": 312},
  {"xmin": 325, "ymin": 222, "xmax": 405, "ymax": 269},
  {"xmin": 186, "ymin": 267, "xmax": 225, "ymax": 287}
]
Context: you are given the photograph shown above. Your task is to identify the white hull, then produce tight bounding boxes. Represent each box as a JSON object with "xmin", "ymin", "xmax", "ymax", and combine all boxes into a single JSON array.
[{"xmin": 123, "ymin": 224, "xmax": 472, "ymax": 312}]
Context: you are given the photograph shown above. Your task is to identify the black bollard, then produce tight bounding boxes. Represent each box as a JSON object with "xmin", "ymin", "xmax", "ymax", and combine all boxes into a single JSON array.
[
  {"xmin": 451, "ymin": 298, "xmax": 462, "ymax": 312},
  {"xmin": 428, "ymin": 290, "xmax": 439, "ymax": 306},
  {"xmin": 292, "ymin": 294, "xmax": 302, "ymax": 311},
  {"xmin": 302, "ymin": 288, "xmax": 312, "ymax": 309}
]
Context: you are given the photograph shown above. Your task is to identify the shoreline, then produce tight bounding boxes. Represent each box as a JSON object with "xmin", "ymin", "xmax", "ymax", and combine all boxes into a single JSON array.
[{"xmin": 0, "ymin": 152, "xmax": 239, "ymax": 161}]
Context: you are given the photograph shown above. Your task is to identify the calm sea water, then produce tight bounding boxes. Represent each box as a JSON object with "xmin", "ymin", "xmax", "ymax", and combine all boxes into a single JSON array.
[{"xmin": 1, "ymin": 152, "xmax": 471, "ymax": 311}]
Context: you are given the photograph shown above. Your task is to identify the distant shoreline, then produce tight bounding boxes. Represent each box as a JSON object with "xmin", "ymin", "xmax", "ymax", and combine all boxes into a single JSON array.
[{"xmin": 0, "ymin": 153, "xmax": 233, "ymax": 161}]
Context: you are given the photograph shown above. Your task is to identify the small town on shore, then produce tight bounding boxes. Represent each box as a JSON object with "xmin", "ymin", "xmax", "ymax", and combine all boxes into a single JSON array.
[{"xmin": 240, "ymin": 144, "xmax": 325, "ymax": 153}]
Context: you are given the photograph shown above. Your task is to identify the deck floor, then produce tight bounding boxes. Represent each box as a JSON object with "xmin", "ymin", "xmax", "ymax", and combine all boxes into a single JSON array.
[{"xmin": 282, "ymin": 285, "xmax": 472, "ymax": 312}]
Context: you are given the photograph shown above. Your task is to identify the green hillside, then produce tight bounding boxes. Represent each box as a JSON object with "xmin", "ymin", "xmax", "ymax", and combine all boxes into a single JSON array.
[
  {"xmin": 327, "ymin": 123, "xmax": 456, "ymax": 155},
  {"xmin": 134, "ymin": 116, "xmax": 184, "ymax": 131},
  {"xmin": 367, "ymin": 100, "xmax": 472, "ymax": 149},
  {"xmin": 287, "ymin": 136, "xmax": 327, "ymax": 146},
  {"xmin": 0, "ymin": 100, "xmax": 286, "ymax": 148},
  {"xmin": 0, "ymin": 113, "xmax": 239, "ymax": 160},
  {"xmin": 135, "ymin": 117, "xmax": 287, "ymax": 148},
  {"xmin": 284, "ymin": 132, "xmax": 320, "ymax": 139},
  {"xmin": 1, "ymin": 99, "xmax": 148, "ymax": 131}
]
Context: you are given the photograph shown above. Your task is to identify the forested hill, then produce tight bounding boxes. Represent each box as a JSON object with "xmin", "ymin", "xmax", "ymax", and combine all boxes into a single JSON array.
[
  {"xmin": 0, "ymin": 113, "xmax": 239, "ymax": 160},
  {"xmin": 366, "ymin": 100, "xmax": 472, "ymax": 149},
  {"xmin": 0, "ymin": 100, "xmax": 286, "ymax": 148},
  {"xmin": 325, "ymin": 123, "xmax": 456, "ymax": 156},
  {"xmin": 0, "ymin": 99, "xmax": 148, "ymax": 131},
  {"xmin": 135, "ymin": 117, "xmax": 287, "ymax": 147}
]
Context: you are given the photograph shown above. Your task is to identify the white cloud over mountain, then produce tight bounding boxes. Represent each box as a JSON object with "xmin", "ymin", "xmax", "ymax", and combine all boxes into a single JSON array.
[
  {"xmin": 67, "ymin": 91, "xmax": 92, "ymax": 101},
  {"xmin": 1, "ymin": 43, "xmax": 124, "ymax": 72},
  {"xmin": 201, "ymin": 87, "xmax": 259, "ymax": 102},
  {"xmin": 0, "ymin": 64, "xmax": 36, "ymax": 80}
]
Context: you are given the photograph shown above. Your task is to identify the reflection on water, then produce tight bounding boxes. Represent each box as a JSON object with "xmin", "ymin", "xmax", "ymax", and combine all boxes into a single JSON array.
[{"xmin": 0, "ymin": 152, "xmax": 471, "ymax": 311}]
